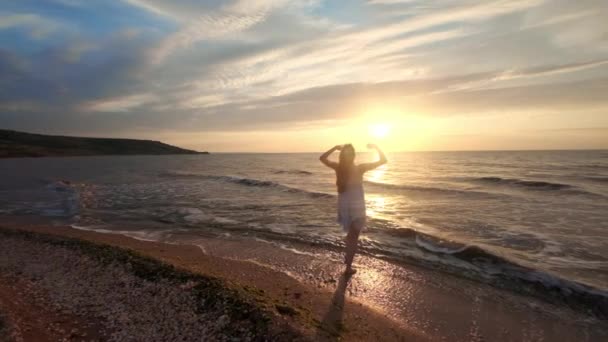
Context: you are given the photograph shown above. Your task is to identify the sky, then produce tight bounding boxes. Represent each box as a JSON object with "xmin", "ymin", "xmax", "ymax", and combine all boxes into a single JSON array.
[{"xmin": 1, "ymin": 0, "xmax": 607, "ymax": 152}]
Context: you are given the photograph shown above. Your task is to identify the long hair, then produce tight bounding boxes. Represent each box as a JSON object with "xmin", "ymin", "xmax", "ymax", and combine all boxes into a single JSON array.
[{"xmin": 337, "ymin": 144, "xmax": 355, "ymax": 193}]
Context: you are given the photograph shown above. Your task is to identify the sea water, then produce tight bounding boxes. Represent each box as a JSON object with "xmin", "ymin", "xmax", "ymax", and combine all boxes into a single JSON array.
[{"xmin": 1, "ymin": 150, "xmax": 607, "ymax": 313}]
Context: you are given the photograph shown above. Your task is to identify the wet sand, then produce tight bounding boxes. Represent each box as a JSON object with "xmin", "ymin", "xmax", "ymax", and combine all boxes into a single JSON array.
[{"xmin": 0, "ymin": 217, "xmax": 606, "ymax": 341}]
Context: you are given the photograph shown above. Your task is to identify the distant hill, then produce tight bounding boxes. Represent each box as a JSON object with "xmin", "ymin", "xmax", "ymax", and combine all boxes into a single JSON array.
[{"xmin": 0, "ymin": 129, "xmax": 208, "ymax": 158}]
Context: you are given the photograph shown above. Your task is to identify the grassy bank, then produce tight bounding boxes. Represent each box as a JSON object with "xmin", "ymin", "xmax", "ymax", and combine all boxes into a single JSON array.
[{"xmin": 0, "ymin": 129, "xmax": 208, "ymax": 158}]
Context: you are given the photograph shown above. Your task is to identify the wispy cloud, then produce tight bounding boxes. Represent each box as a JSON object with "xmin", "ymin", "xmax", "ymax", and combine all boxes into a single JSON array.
[
  {"xmin": 82, "ymin": 93, "xmax": 155, "ymax": 112},
  {"xmin": 125, "ymin": 0, "xmax": 293, "ymax": 63},
  {"xmin": 0, "ymin": 12, "xmax": 63, "ymax": 38},
  {"xmin": 539, "ymin": 127, "xmax": 608, "ymax": 133},
  {"xmin": 1, "ymin": 0, "xmax": 607, "ymax": 149},
  {"xmin": 522, "ymin": 10, "xmax": 594, "ymax": 29},
  {"xmin": 495, "ymin": 59, "xmax": 608, "ymax": 81},
  {"xmin": 151, "ymin": 11, "xmax": 270, "ymax": 63}
]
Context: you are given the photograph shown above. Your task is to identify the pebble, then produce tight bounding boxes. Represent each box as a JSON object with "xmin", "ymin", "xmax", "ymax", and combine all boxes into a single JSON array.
[{"xmin": 0, "ymin": 234, "xmax": 293, "ymax": 341}]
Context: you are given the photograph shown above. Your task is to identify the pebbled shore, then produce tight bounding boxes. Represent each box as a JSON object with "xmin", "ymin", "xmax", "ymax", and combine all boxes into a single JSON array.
[
  {"xmin": 0, "ymin": 229, "xmax": 302, "ymax": 341},
  {"xmin": 1, "ymin": 218, "xmax": 607, "ymax": 341},
  {"xmin": 0, "ymin": 311, "xmax": 8, "ymax": 342},
  {"xmin": 0, "ymin": 223, "xmax": 423, "ymax": 341}
]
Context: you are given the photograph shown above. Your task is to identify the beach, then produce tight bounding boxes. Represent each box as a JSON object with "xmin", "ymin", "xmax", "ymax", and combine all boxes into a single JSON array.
[
  {"xmin": 0, "ymin": 216, "xmax": 606, "ymax": 341},
  {"xmin": 0, "ymin": 217, "xmax": 423, "ymax": 341},
  {"xmin": 4, "ymin": 0, "xmax": 608, "ymax": 339}
]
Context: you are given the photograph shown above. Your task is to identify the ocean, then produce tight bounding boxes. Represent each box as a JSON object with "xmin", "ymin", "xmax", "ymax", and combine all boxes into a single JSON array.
[{"xmin": 1, "ymin": 150, "xmax": 607, "ymax": 314}]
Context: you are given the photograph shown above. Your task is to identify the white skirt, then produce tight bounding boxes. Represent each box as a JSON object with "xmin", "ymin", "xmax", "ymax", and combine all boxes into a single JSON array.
[{"xmin": 337, "ymin": 185, "xmax": 366, "ymax": 232}]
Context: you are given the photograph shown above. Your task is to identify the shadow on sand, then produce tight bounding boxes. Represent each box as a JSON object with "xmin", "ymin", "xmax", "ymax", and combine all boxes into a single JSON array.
[{"xmin": 315, "ymin": 272, "xmax": 353, "ymax": 340}]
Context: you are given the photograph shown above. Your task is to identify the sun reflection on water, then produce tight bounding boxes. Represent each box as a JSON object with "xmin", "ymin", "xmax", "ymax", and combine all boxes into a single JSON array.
[
  {"xmin": 364, "ymin": 165, "xmax": 393, "ymax": 219},
  {"xmin": 366, "ymin": 166, "xmax": 386, "ymax": 183},
  {"xmin": 366, "ymin": 195, "xmax": 387, "ymax": 218}
]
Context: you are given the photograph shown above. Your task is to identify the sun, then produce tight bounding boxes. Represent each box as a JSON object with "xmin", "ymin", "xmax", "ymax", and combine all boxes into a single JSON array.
[{"xmin": 369, "ymin": 123, "xmax": 391, "ymax": 138}]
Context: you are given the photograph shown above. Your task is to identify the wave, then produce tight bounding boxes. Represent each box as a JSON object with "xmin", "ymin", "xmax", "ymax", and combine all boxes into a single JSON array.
[
  {"xmin": 160, "ymin": 171, "xmax": 334, "ymax": 199},
  {"xmin": 448, "ymin": 245, "xmax": 608, "ymax": 318},
  {"xmin": 219, "ymin": 216, "xmax": 608, "ymax": 319},
  {"xmin": 583, "ymin": 176, "xmax": 608, "ymax": 183},
  {"xmin": 363, "ymin": 180, "xmax": 493, "ymax": 197},
  {"xmin": 272, "ymin": 169, "xmax": 313, "ymax": 175},
  {"xmin": 258, "ymin": 224, "xmax": 608, "ymax": 318},
  {"xmin": 260, "ymin": 218, "xmax": 608, "ymax": 318},
  {"xmin": 472, "ymin": 176, "xmax": 606, "ymax": 198},
  {"xmin": 164, "ymin": 208, "xmax": 241, "ymax": 226},
  {"xmin": 69, "ymin": 210, "xmax": 608, "ymax": 318},
  {"xmin": 71, "ymin": 225, "xmax": 172, "ymax": 243},
  {"xmin": 475, "ymin": 176, "xmax": 573, "ymax": 190},
  {"xmin": 581, "ymin": 163, "xmax": 608, "ymax": 170},
  {"xmin": 367, "ymin": 227, "xmax": 608, "ymax": 318},
  {"xmin": 415, "ymin": 235, "xmax": 468, "ymax": 254}
]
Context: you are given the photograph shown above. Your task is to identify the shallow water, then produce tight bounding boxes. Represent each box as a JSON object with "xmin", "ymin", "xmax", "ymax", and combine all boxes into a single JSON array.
[{"xmin": 1, "ymin": 151, "xmax": 607, "ymax": 313}]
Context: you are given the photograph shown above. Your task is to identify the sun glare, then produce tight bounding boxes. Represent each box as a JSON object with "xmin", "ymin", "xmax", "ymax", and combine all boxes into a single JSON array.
[
  {"xmin": 355, "ymin": 104, "xmax": 439, "ymax": 151},
  {"xmin": 369, "ymin": 123, "xmax": 390, "ymax": 138}
]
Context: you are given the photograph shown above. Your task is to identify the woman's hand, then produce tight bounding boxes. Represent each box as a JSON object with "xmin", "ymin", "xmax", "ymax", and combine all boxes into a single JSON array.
[
  {"xmin": 360, "ymin": 143, "xmax": 387, "ymax": 172},
  {"xmin": 320, "ymin": 145, "xmax": 342, "ymax": 169}
]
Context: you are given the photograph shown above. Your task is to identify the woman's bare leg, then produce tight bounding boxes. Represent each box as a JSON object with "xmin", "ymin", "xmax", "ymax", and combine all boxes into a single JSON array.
[{"xmin": 344, "ymin": 220, "xmax": 363, "ymax": 272}]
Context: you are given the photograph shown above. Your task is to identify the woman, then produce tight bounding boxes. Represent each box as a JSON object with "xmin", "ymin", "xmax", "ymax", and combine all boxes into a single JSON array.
[{"xmin": 319, "ymin": 143, "xmax": 387, "ymax": 274}]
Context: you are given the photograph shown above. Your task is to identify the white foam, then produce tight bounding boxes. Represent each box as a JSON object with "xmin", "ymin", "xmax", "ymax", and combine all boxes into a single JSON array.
[
  {"xmin": 214, "ymin": 217, "xmax": 239, "ymax": 224},
  {"xmin": 70, "ymin": 224, "xmax": 168, "ymax": 243},
  {"xmin": 122, "ymin": 230, "xmax": 167, "ymax": 242},
  {"xmin": 415, "ymin": 235, "xmax": 468, "ymax": 254},
  {"xmin": 178, "ymin": 207, "xmax": 239, "ymax": 225},
  {"xmin": 278, "ymin": 245, "xmax": 318, "ymax": 257},
  {"xmin": 70, "ymin": 224, "xmax": 116, "ymax": 234},
  {"xmin": 183, "ymin": 213, "xmax": 213, "ymax": 224},
  {"xmin": 254, "ymin": 237, "xmax": 318, "ymax": 257},
  {"xmin": 234, "ymin": 258, "xmax": 301, "ymax": 281}
]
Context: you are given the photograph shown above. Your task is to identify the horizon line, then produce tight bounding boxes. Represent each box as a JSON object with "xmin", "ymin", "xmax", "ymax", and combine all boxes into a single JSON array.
[{"xmin": 211, "ymin": 148, "xmax": 608, "ymax": 154}]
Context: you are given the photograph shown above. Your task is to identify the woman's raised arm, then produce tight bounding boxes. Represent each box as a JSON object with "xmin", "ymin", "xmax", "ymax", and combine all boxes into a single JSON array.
[
  {"xmin": 359, "ymin": 144, "xmax": 387, "ymax": 172},
  {"xmin": 319, "ymin": 145, "xmax": 341, "ymax": 169}
]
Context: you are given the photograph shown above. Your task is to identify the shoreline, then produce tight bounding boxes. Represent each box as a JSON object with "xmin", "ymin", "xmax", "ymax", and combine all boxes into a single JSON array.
[
  {"xmin": 0, "ymin": 220, "xmax": 424, "ymax": 341},
  {"xmin": 0, "ymin": 152, "xmax": 210, "ymax": 159},
  {"xmin": 0, "ymin": 218, "xmax": 607, "ymax": 341}
]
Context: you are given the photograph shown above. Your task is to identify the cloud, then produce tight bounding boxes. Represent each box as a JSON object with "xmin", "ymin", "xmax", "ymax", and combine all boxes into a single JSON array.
[
  {"xmin": 7, "ymin": 64, "xmax": 605, "ymax": 134},
  {"xmin": 124, "ymin": 0, "xmax": 294, "ymax": 63},
  {"xmin": 81, "ymin": 93, "xmax": 156, "ymax": 112},
  {"xmin": 522, "ymin": 0, "xmax": 608, "ymax": 50},
  {"xmin": 494, "ymin": 59, "xmax": 608, "ymax": 81},
  {"xmin": 0, "ymin": 28, "xmax": 152, "ymax": 113},
  {"xmin": 1, "ymin": 0, "xmax": 608, "ymax": 148},
  {"xmin": 539, "ymin": 127, "xmax": 608, "ymax": 133},
  {"xmin": 150, "ymin": 11, "xmax": 270, "ymax": 63},
  {"xmin": 158, "ymin": 0, "xmax": 548, "ymax": 99},
  {"xmin": 367, "ymin": 0, "xmax": 417, "ymax": 4},
  {"xmin": 0, "ymin": 12, "xmax": 62, "ymax": 38},
  {"xmin": 521, "ymin": 10, "xmax": 595, "ymax": 30},
  {"xmin": 356, "ymin": 0, "xmax": 546, "ymax": 40}
]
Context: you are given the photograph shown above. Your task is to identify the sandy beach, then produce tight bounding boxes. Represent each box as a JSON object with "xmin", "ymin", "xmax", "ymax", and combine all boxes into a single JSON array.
[
  {"xmin": 3, "ymin": 0, "xmax": 608, "ymax": 339},
  {"xmin": 0, "ymin": 216, "xmax": 606, "ymax": 341},
  {"xmin": 0, "ymin": 218, "xmax": 424, "ymax": 341}
]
